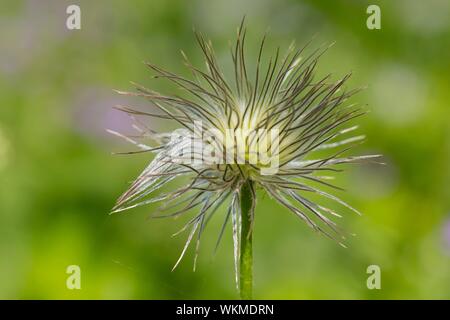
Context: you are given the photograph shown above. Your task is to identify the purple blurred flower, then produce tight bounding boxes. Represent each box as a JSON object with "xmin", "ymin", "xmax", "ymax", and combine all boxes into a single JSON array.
[
  {"xmin": 442, "ymin": 218, "xmax": 450, "ymax": 254},
  {"xmin": 71, "ymin": 88, "xmax": 137, "ymax": 142}
]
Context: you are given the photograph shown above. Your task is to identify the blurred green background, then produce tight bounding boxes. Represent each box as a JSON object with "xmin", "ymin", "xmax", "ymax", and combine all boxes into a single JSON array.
[{"xmin": 1, "ymin": 0, "xmax": 449, "ymax": 299}]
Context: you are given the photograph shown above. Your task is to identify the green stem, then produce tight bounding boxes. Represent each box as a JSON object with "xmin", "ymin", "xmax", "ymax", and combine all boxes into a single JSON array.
[{"xmin": 239, "ymin": 180, "xmax": 255, "ymax": 300}]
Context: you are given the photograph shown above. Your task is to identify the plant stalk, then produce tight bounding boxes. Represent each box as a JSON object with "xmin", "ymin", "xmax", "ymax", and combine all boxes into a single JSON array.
[{"xmin": 239, "ymin": 179, "xmax": 255, "ymax": 300}]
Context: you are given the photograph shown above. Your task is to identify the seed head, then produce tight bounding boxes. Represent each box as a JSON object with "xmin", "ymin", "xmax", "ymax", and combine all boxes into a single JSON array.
[{"xmin": 110, "ymin": 19, "xmax": 381, "ymax": 274}]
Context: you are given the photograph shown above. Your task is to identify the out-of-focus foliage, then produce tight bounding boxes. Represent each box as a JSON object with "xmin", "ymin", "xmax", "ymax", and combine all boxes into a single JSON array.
[{"xmin": 0, "ymin": 0, "xmax": 449, "ymax": 299}]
